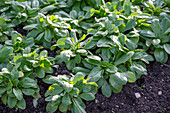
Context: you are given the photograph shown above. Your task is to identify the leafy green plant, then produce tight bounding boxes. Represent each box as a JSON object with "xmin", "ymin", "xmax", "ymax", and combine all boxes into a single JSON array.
[
  {"xmin": 24, "ymin": 14, "xmax": 70, "ymax": 48},
  {"xmin": 55, "ymin": 30, "xmax": 88, "ymax": 70},
  {"xmin": 5, "ymin": 31, "xmax": 35, "ymax": 53},
  {"xmin": 0, "ymin": 65, "xmax": 39, "ymax": 109},
  {"xmin": 2, "ymin": 1, "xmax": 28, "ymax": 26},
  {"xmin": 140, "ymin": 17, "xmax": 170, "ymax": 63},
  {"xmin": 13, "ymin": 48, "xmax": 54, "ymax": 78},
  {"xmin": 0, "ymin": 17, "xmax": 13, "ymax": 42},
  {"xmin": 43, "ymin": 73, "xmax": 98, "ymax": 113},
  {"xmin": 0, "ymin": 0, "xmax": 169, "ymax": 112},
  {"xmin": 73, "ymin": 47, "xmax": 153, "ymax": 97}
]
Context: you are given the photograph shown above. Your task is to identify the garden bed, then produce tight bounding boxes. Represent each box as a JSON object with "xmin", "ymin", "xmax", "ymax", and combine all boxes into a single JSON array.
[
  {"xmin": 0, "ymin": 0, "xmax": 170, "ymax": 113},
  {"xmin": 0, "ymin": 58, "xmax": 169, "ymax": 113}
]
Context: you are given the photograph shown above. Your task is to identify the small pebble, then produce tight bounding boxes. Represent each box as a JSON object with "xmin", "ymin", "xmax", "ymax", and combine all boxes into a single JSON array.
[
  {"xmin": 158, "ymin": 91, "xmax": 162, "ymax": 95},
  {"xmin": 115, "ymin": 105, "xmax": 119, "ymax": 108},
  {"xmin": 135, "ymin": 93, "xmax": 141, "ymax": 98},
  {"xmin": 161, "ymin": 72, "xmax": 164, "ymax": 75},
  {"xmin": 95, "ymin": 99, "xmax": 99, "ymax": 103},
  {"xmin": 112, "ymin": 111, "xmax": 115, "ymax": 113}
]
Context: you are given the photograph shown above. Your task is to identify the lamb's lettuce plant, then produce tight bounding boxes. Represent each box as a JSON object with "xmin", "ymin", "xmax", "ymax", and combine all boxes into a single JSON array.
[
  {"xmin": 24, "ymin": 14, "xmax": 70, "ymax": 48},
  {"xmin": 13, "ymin": 48, "xmax": 54, "ymax": 78},
  {"xmin": 55, "ymin": 30, "xmax": 88, "ymax": 70},
  {"xmin": 0, "ymin": 65, "xmax": 39, "ymax": 109},
  {"xmin": 140, "ymin": 17, "xmax": 170, "ymax": 63},
  {"xmin": 43, "ymin": 73, "xmax": 98, "ymax": 113}
]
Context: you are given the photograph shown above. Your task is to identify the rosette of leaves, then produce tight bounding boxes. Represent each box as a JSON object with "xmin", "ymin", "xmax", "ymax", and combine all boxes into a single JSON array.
[
  {"xmin": 13, "ymin": 48, "xmax": 54, "ymax": 78},
  {"xmin": 73, "ymin": 46, "xmax": 153, "ymax": 97},
  {"xmin": 83, "ymin": 10, "xmax": 151, "ymax": 50},
  {"xmin": 0, "ymin": 17, "xmax": 13, "ymax": 42},
  {"xmin": 55, "ymin": 30, "xmax": 88, "ymax": 70},
  {"xmin": 55, "ymin": 7, "xmax": 96, "ymax": 36},
  {"xmin": 142, "ymin": 0, "xmax": 169, "ymax": 16},
  {"xmin": 0, "ymin": 66, "xmax": 39, "ymax": 109},
  {"xmin": 24, "ymin": 14, "xmax": 70, "ymax": 48},
  {"xmin": 2, "ymin": 1, "xmax": 28, "ymax": 26},
  {"xmin": 140, "ymin": 17, "xmax": 170, "ymax": 63},
  {"xmin": 43, "ymin": 73, "xmax": 98, "ymax": 113},
  {"xmin": 5, "ymin": 31, "xmax": 35, "ymax": 53}
]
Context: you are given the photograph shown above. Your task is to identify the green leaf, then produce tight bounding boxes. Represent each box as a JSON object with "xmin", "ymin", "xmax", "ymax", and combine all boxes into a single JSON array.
[
  {"xmin": 123, "ymin": 0, "xmax": 131, "ymax": 16},
  {"xmin": 84, "ymin": 40, "xmax": 97, "ymax": 49},
  {"xmin": 140, "ymin": 30, "xmax": 155, "ymax": 37},
  {"xmin": 73, "ymin": 98, "xmax": 86, "ymax": 113},
  {"xmin": 87, "ymin": 67, "xmax": 103, "ymax": 82},
  {"xmin": 23, "ymin": 24, "xmax": 37, "ymax": 30},
  {"xmin": 115, "ymin": 51, "xmax": 134, "ymax": 66},
  {"xmin": 164, "ymin": 28, "xmax": 170, "ymax": 35},
  {"xmin": 84, "ymin": 8, "xmax": 95, "ymax": 19},
  {"xmin": 101, "ymin": 80, "xmax": 112, "ymax": 98},
  {"xmin": 1, "ymin": 93, "xmax": 7, "ymax": 105},
  {"xmin": 101, "ymin": 48, "xmax": 112, "ymax": 63},
  {"xmin": 27, "ymin": 29, "xmax": 40, "ymax": 38},
  {"xmin": 74, "ymin": 54, "xmax": 81, "ymax": 64},
  {"xmin": 97, "ymin": 38, "xmax": 113, "ymax": 47},
  {"xmin": 163, "ymin": 44, "xmax": 170, "ymax": 54},
  {"xmin": 46, "ymin": 101, "xmax": 59, "ymax": 113},
  {"xmin": 130, "ymin": 62, "xmax": 147, "ymax": 75},
  {"xmin": 109, "ymin": 73, "xmax": 127, "ymax": 93},
  {"xmin": 70, "ymin": 10, "xmax": 77, "ymax": 19},
  {"xmin": 123, "ymin": 72, "xmax": 136, "ymax": 83},
  {"xmin": 57, "ymin": 38, "xmax": 73, "ymax": 49},
  {"xmin": 40, "ymin": 5, "xmax": 56, "ymax": 13},
  {"xmin": 13, "ymin": 88, "xmax": 23, "ymax": 100},
  {"xmin": 44, "ymin": 67, "xmax": 53, "ymax": 74},
  {"xmin": 0, "ymin": 87, "xmax": 6, "ymax": 97},
  {"xmin": 86, "ymin": 57, "xmax": 101, "ymax": 66},
  {"xmin": 59, "ymin": 104, "xmax": 68, "ymax": 112},
  {"xmin": 62, "ymin": 94, "xmax": 72, "ymax": 106},
  {"xmin": 80, "ymin": 92, "xmax": 95, "ymax": 101},
  {"xmin": 161, "ymin": 17, "xmax": 170, "ymax": 33},
  {"xmin": 48, "ymin": 84, "xmax": 63, "ymax": 95},
  {"xmin": 43, "ymin": 75, "xmax": 60, "ymax": 84},
  {"xmin": 7, "ymin": 96, "xmax": 17, "ymax": 108},
  {"xmin": 17, "ymin": 99, "xmax": 26, "ymax": 109},
  {"xmin": 0, "ymin": 46, "xmax": 13, "ymax": 63},
  {"xmin": 66, "ymin": 59, "xmax": 76, "ymax": 70},
  {"xmin": 62, "ymin": 81, "xmax": 73, "ymax": 93},
  {"xmin": 36, "ymin": 67, "xmax": 45, "ymax": 78},
  {"xmin": 73, "ymin": 73, "xmax": 84, "ymax": 85},
  {"xmin": 22, "ymin": 88, "xmax": 35, "ymax": 96},
  {"xmin": 35, "ymin": 32, "xmax": 44, "ymax": 42},
  {"xmin": 154, "ymin": 48, "xmax": 168, "ymax": 64},
  {"xmin": 21, "ymin": 77, "xmax": 37, "ymax": 88},
  {"xmin": 106, "ymin": 64, "xmax": 118, "ymax": 73},
  {"xmin": 124, "ymin": 17, "xmax": 137, "ymax": 32},
  {"xmin": 11, "ymin": 67, "xmax": 19, "ymax": 80},
  {"xmin": 151, "ymin": 19, "xmax": 161, "ymax": 37},
  {"xmin": 44, "ymin": 29, "xmax": 52, "ymax": 42},
  {"xmin": 73, "ymin": 67, "xmax": 90, "ymax": 76},
  {"xmin": 152, "ymin": 39, "xmax": 160, "ymax": 45}
]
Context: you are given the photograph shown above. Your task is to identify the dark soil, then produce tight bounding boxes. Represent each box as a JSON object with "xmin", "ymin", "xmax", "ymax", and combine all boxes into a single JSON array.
[{"xmin": 0, "ymin": 58, "xmax": 169, "ymax": 113}]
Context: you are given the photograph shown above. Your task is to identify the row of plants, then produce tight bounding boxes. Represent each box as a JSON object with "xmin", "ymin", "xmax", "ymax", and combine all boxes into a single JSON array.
[{"xmin": 0, "ymin": 0, "xmax": 169, "ymax": 113}]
